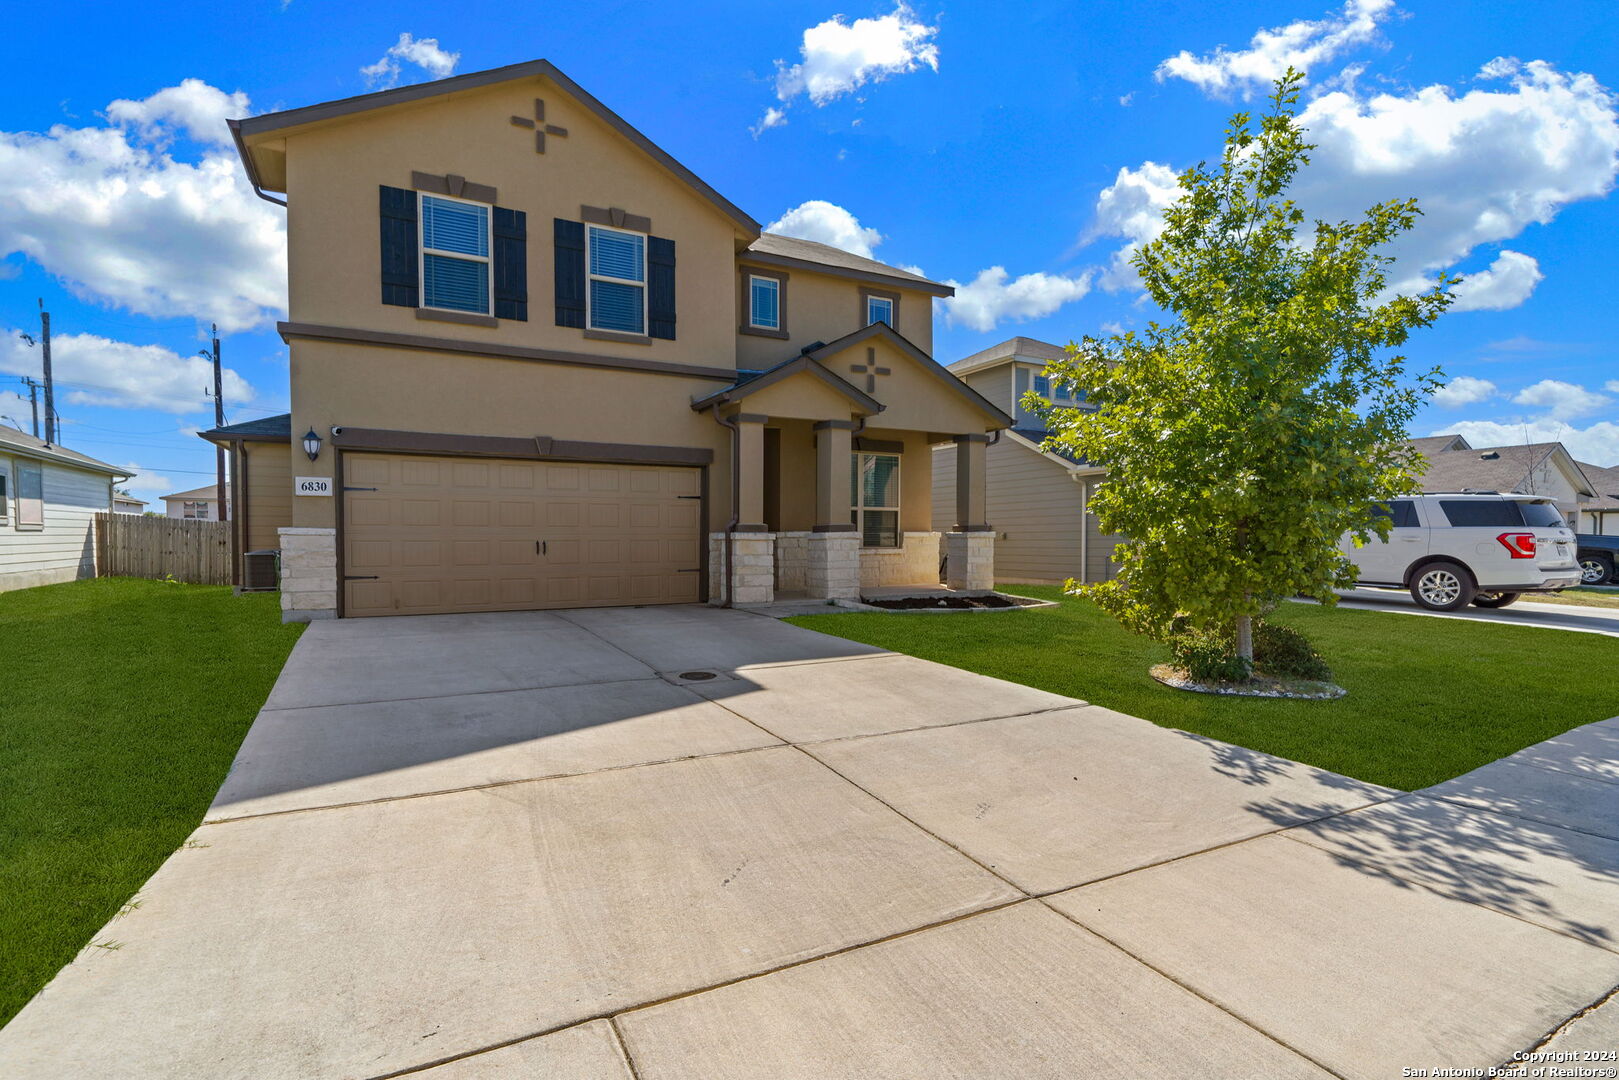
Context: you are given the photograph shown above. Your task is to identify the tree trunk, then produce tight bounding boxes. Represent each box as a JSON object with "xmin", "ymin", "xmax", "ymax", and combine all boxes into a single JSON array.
[{"xmin": 1235, "ymin": 614, "xmax": 1254, "ymax": 671}]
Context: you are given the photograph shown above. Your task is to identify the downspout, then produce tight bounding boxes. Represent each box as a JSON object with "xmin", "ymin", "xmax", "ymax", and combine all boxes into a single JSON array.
[
  {"xmin": 1076, "ymin": 473, "xmax": 1089, "ymax": 585},
  {"xmin": 710, "ymin": 405, "xmax": 741, "ymax": 608},
  {"xmin": 229, "ymin": 119, "xmax": 289, "ymax": 208}
]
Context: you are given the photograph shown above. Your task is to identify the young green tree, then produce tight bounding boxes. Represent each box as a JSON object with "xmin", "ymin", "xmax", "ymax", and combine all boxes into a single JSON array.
[{"xmin": 1037, "ymin": 70, "xmax": 1451, "ymax": 675}]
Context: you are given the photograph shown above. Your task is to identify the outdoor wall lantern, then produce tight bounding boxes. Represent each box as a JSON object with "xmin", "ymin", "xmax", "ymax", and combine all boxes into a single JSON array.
[{"xmin": 302, "ymin": 427, "xmax": 322, "ymax": 461}]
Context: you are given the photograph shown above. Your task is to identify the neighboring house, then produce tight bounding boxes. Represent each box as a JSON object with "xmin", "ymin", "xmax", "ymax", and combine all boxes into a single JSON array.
[
  {"xmin": 0, "ymin": 426, "xmax": 129, "ymax": 593},
  {"xmin": 113, "ymin": 494, "xmax": 148, "ymax": 514},
  {"xmin": 1574, "ymin": 461, "xmax": 1619, "ymax": 535},
  {"xmin": 932, "ymin": 337, "xmax": 1121, "ymax": 585},
  {"xmin": 226, "ymin": 58, "xmax": 1008, "ymax": 621},
  {"xmin": 161, "ymin": 485, "xmax": 228, "ymax": 521},
  {"xmin": 1411, "ymin": 436, "xmax": 1596, "ymax": 526}
]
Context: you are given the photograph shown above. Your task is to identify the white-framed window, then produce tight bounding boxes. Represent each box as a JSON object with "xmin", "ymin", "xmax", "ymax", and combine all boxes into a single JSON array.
[
  {"xmin": 420, "ymin": 194, "xmax": 492, "ymax": 314},
  {"xmin": 1033, "ymin": 374, "xmax": 1051, "ymax": 398},
  {"xmin": 0, "ymin": 467, "xmax": 9, "ymax": 521},
  {"xmin": 587, "ymin": 225, "xmax": 647, "ymax": 334},
  {"xmin": 183, "ymin": 500, "xmax": 208, "ymax": 520},
  {"xmin": 865, "ymin": 294, "xmax": 894, "ymax": 326},
  {"xmin": 850, "ymin": 452, "xmax": 900, "ymax": 549},
  {"xmin": 748, "ymin": 275, "xmax": 780, "ymax": 330},
  {"xmin": 16, "ymin": 460, "xmax": 43, "ymax": 529}
]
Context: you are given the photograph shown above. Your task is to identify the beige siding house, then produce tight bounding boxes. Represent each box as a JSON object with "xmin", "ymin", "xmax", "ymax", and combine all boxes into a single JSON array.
[
  {"xmin": 0, "ymin": 427, "xmax": 127, "ymax": 593},
  {"xmin": 1577, "ymin": 462, "xmax": 1619, "ymax": 535},
  {"xmin": 1412, "ymin": 435, "xmax": 1596, "ymax": 527},
  {"xmin": 932, "ymin": 337, "xmax": 1121, "ymax": 585},
  {"xmin": 161, "ymin": 485, "xmax": 227, "ymax": 521},
  {"xmin": 225, "ymin": 58, "xmax": 1008, "ymax": 620}
]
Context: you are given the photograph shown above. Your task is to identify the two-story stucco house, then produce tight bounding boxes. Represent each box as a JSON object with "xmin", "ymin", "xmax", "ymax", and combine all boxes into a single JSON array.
[{"xmin": 222, "ymin": 59, "xmax": 1009, "ymax": 621}]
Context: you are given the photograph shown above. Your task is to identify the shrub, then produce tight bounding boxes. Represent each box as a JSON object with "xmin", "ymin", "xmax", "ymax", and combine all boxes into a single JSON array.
[
  {"xmin": 1171, "ymin": 629, "xmax": 1253, "ymax": 683},
  {"xmin": 1253, "ymin": 622, "xmax": 1333, "ymax": 681}
]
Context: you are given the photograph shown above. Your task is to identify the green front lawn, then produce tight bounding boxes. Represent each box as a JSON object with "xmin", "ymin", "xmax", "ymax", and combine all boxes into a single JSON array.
[
  {"xmin": 0, "ymin": 579, "xmax": 302, "ymax": 1028},
  {"xmin": 789, "ymin": 585, "xmax": 1619, "ymax": 792}
]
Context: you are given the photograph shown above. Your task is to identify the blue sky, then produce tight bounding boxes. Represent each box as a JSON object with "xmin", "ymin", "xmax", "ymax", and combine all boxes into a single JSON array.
[{"xmin": 4, "ymin": 0, "xmax": 1618, "ymax": 507}]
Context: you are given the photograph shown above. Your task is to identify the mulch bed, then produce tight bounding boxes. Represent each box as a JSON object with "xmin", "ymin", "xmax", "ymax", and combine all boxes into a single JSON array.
[{"xmin": 863, "ymin": 594, "xmax": 1032, "ymax": 610}]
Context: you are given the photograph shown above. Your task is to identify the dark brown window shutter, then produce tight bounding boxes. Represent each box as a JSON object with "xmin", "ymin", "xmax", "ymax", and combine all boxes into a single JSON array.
[
  {"xmin": 648, "ymin": 236, "xmax": 676, "ymax": 340},
  {"xmin": 553, "ymin": 219, "xmax": 586, "ymax": 328},
  {"xmin": 493, "ymin": 207, "xmax": 528, "ymax": 321},
  {"xmin": 379, "ymin": 186, "xmax": 418, "ymax": 307}
]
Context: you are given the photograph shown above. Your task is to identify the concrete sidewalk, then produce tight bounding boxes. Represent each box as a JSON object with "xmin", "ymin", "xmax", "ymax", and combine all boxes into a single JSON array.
[
  {"xmin": 1318, "ymin": 587, "xmax": 1619, "ymax": 637},
  {"xmin": 2, "ymin": 606, "xmax": 1616, "ymax": 1079}
]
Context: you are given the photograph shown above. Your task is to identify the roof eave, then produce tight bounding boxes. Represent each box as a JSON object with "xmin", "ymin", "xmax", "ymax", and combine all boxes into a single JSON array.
[{"xmin": 739, "ymin": 250, "xmax": 954, "ymax": 297}]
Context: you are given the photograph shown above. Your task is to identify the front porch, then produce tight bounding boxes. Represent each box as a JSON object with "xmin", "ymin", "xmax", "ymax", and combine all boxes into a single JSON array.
[{"xmin": 692, "ymin": 324, "xmax": 1006, "ymax": 608}]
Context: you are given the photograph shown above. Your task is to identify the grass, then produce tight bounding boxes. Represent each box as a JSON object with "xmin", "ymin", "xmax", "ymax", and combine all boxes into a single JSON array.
[
  {"xmin": 788, "ymin": 584, "xmax": 1619, "ymax": 793},
  {"xmin": 0, "ymin": 578, "xmax": 302, "ymax": 1028},
  {"xmin": 1528, "ymin": 587, "xmax": 1619, "ymax": 610}
]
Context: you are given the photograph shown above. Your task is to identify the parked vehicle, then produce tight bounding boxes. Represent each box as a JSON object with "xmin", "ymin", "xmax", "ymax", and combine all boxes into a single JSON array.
[
  {"xmin": 1576, "ymin": 533, "xmax": 1619, "ymax": 585},
  {"xmin": 1341, "ymin": 492, "xmax": 1581, "ymax": 611}
]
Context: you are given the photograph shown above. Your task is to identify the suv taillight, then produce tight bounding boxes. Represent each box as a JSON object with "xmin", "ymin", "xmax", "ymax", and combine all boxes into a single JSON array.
[{"xmin": 1497, "ymin": 532, "xmax": 1536, "ymax": 559}]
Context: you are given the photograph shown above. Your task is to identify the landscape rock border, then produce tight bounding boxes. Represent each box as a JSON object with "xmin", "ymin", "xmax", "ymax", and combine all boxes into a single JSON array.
[{"xmin": 1150, "ymin": 663, "xmax": 1347, "ymax": 700}]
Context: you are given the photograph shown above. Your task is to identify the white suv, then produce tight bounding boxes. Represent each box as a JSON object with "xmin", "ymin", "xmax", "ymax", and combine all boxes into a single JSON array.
[{"xmin": 1340, "ymin": 492, "xmax": 1580, "ymax": 611}]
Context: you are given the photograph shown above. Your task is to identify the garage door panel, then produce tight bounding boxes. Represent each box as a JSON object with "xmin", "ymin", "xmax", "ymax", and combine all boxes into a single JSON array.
[{"xmin": 343, "ymin": 452, "xmax": 703, "ymax": 616}]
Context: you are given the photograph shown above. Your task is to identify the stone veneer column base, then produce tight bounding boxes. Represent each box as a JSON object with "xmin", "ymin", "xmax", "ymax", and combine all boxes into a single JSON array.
[
  {"xmin": 943, "ymin": 531, "xmax": 995, "ymax": 592},
  {"xmin": 708, "ymin": 532, "xmax": 776, "ymax": 606},
  {"xmin": 805, "ymin": 532, "xmax": 861, "ymax": 599},
  {"xmin": 278, "ymin": 527, "xmax": 338, "ymax": 623}
]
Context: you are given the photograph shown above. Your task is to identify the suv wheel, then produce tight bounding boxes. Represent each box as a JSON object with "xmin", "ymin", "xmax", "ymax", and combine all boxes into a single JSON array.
[
  {"xmin": 1410, "ymin": 561, "xmax": 1474, "ymax": 612},
  {"xmin": 1471, "ymin": 591, "xmax": 1521, "ymax": 609},
  {"xmin": 1580, "ymin": 553, "xmax": 1613, "ymax": 585}
]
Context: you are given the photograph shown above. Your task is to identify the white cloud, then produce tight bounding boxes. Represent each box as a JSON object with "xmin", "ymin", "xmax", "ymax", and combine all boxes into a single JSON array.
[
  {"xmin": 104, "ymin": 79, "xmax": 248, "ymax": 147},
  {"xmin": 1118, "ymin": 93, "xmax": 1135, "ymax": 107},
  {"xmin": 1606, "ymin": 380, "xmax": 1619, "ymax": 394},
  {"xmin": 759, "ymin": 4, "xmax": 938, "ymax": 132},
  {"xmin": 1092, "ymin": 59, "xmax": 1619, "ymax": 310},
  {"xmin": 1089, "ymin": 161, "xmax": 1181, "ymax": 291},
  {"xmin": 0, "ymin": 329, "xmax": 256, "ymax": 415},
  {"xmin": 766, "ymin": 200, "xmax": 883, "ymax": 258},
  {"xmin": 361, "ymin": 33, "xmax": 460, "ymax": 90},
  {"xmin": 942, "ymin": 267, "xmax": 1094, "ymax": 333},
  {"xmin": 0, "ymin": 390, "xmax": 34, "ymax": 433},
  {"xmin": 118, "ymin": 462, "xmax": 177, "ymax": 504},
  {"xmin": 1430, "ymin": 374, "xmax": 1497, "ymax": 407},
  {"xmin": 1449, "ymin": 250, "xmax": 1544, "ymax": 311},
  {"xmin": 1511, "ymin": 379, "xmax": 1611, "ymax": 421},
  {"xmin": 0, "ymin": 84, "xmax": 287, "ymax": 332},
  {"xmin": 1156, "ymin": 0, "xmax": 1395, "ymax": 97},
  {"xmin": 1447, "ymin": 419, "xmax": 1619, "ymax": 468},
  {"xmin": 750, "ymin": 107, "xmax": 788, "ymax": 139}
]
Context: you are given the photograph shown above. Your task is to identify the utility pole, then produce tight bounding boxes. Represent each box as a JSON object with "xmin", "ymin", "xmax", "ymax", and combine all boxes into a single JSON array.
[
  {"xmin": 21, "ymin": 377, "xmax": 40, "ymax": 438},
  {"xmin": 208, "ymin": 325, "xmax": 226, "ymax": 520},
  {"xmin": 38, "ymin": 301, "xmax": 55, "ymax": 446}
]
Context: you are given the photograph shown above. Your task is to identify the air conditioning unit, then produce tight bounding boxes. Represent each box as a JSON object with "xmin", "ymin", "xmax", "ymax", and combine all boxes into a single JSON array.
[{"xmin": 242, "ymin": 549, "xmax": 281, "ymax": 592}]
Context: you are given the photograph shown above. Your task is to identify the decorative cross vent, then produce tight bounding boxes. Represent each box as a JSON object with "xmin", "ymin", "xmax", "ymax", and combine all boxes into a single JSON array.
[
  {"xmin": 511, "ymin": 99, "xmax": 569, "ymax": 153},
  {"xmin": 849, "ymin": 347, "xmax": 891, "ymax": 393}
]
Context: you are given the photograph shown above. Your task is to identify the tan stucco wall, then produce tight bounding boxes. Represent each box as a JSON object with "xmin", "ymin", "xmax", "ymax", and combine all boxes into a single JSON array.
[
  {"xmin": 735, "ymin": 263, "xmax": 936, "ymax": 371},
  {"xmin": 738, "ymin": 371, "xmax": 862, "ymax": 423},
  {"xmin": 281, "ymin": 73, "xmax": 742, "ymax": 371},
  {"xmin": 287, "ymin": 340, "xmax": 732, "ymax": 531}
]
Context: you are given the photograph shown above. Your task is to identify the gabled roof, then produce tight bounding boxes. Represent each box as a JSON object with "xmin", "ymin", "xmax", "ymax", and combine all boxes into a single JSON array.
[
  {"xmin": 1411, "ymin": 441, "xmax": 1596, "ymax": 498},
  {"xmin": 163, "ymin": 485, "xmax": 225, "ymax": 502},
  {"xmin": 1004, "ymin": 428, "xmax": 1104, "ymax": 473},
  {"xmin": 200, "ymin": 413, "xmax": 292, "ymax": 443},
  {"xmin": 114, "ymin": 494, "xmax": 148, "ymax": 506},
  {"xmin": 800, "ymin": 322, "xmax": 1012, "ymax": 429},
  {"xmin": 0, "ymin": 426, "xmax": 128, "ymax": 477},
  {"xmin": 742, "ymin": 234, "xmax": 953, "ymax": 296},
  {"xmin": 690, "ymin": 354, "xmax": 881, "ymax": 414},
  {"xmin": 1577, "ymin": 461, "xmax": 1619, "ymax": 510},
  {"xmin": 231, "ymin": 59, "xmax": 760, "ymax": 235},
  {"xmin": 1409, "ymin": 434, "xmax": 1472, "ymax": 456},
  {"xmin": 947, "ymin": 336, "xmax": 1072, "ymax": 376}
]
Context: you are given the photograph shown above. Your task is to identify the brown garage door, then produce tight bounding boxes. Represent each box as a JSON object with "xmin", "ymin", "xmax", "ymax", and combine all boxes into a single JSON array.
[{"xmin": 342, "ymin": 453, "xmax": 702, "ymax": 616}]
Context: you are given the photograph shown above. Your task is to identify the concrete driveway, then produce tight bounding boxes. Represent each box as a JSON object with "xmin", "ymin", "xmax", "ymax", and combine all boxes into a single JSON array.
[
  {"xmin": 3, "ymin": 606, "xmax": 1617, "ymax": 1079},
  {"xmin": 1324, "ymin": 586, "xmax": 1619, "ymax": 637}
]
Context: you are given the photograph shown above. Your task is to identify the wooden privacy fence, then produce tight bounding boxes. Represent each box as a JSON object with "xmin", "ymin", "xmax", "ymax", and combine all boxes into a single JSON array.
[{"xmin": 95, "ymin": 513, "xmax": 230, "ymax": 585}]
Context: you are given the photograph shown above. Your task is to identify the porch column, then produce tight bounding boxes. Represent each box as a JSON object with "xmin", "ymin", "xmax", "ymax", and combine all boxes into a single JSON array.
[
  {"xmin": 808, "ymin": 420, "xmax": 860, "ymax": 599},
  {"xmin": 735, "ymin": 413, "xmax": 768, "ymax": 532},
  {"xmin": 946, "ymin": 433, "xmax": 995, "ymax": 591},
  {"xmin": 953, "ymin": 434, "xmax": 991, "ymax": 532}
]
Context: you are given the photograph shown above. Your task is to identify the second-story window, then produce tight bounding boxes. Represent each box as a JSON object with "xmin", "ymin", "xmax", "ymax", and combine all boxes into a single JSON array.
[
  {"xmin": 748, "ymin": 275, "xmax": 780, "ymax": 330},
  {"xmin": 866, "ymin": 294, "xmax": 894, "ymax": 326},
  {"xmin": 420, "ymin": 195, "xmax": 492, "ymax": 314},
  {"xmin": 588, "ymin": 225, "xmax": 647, "ymax": 334}
]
